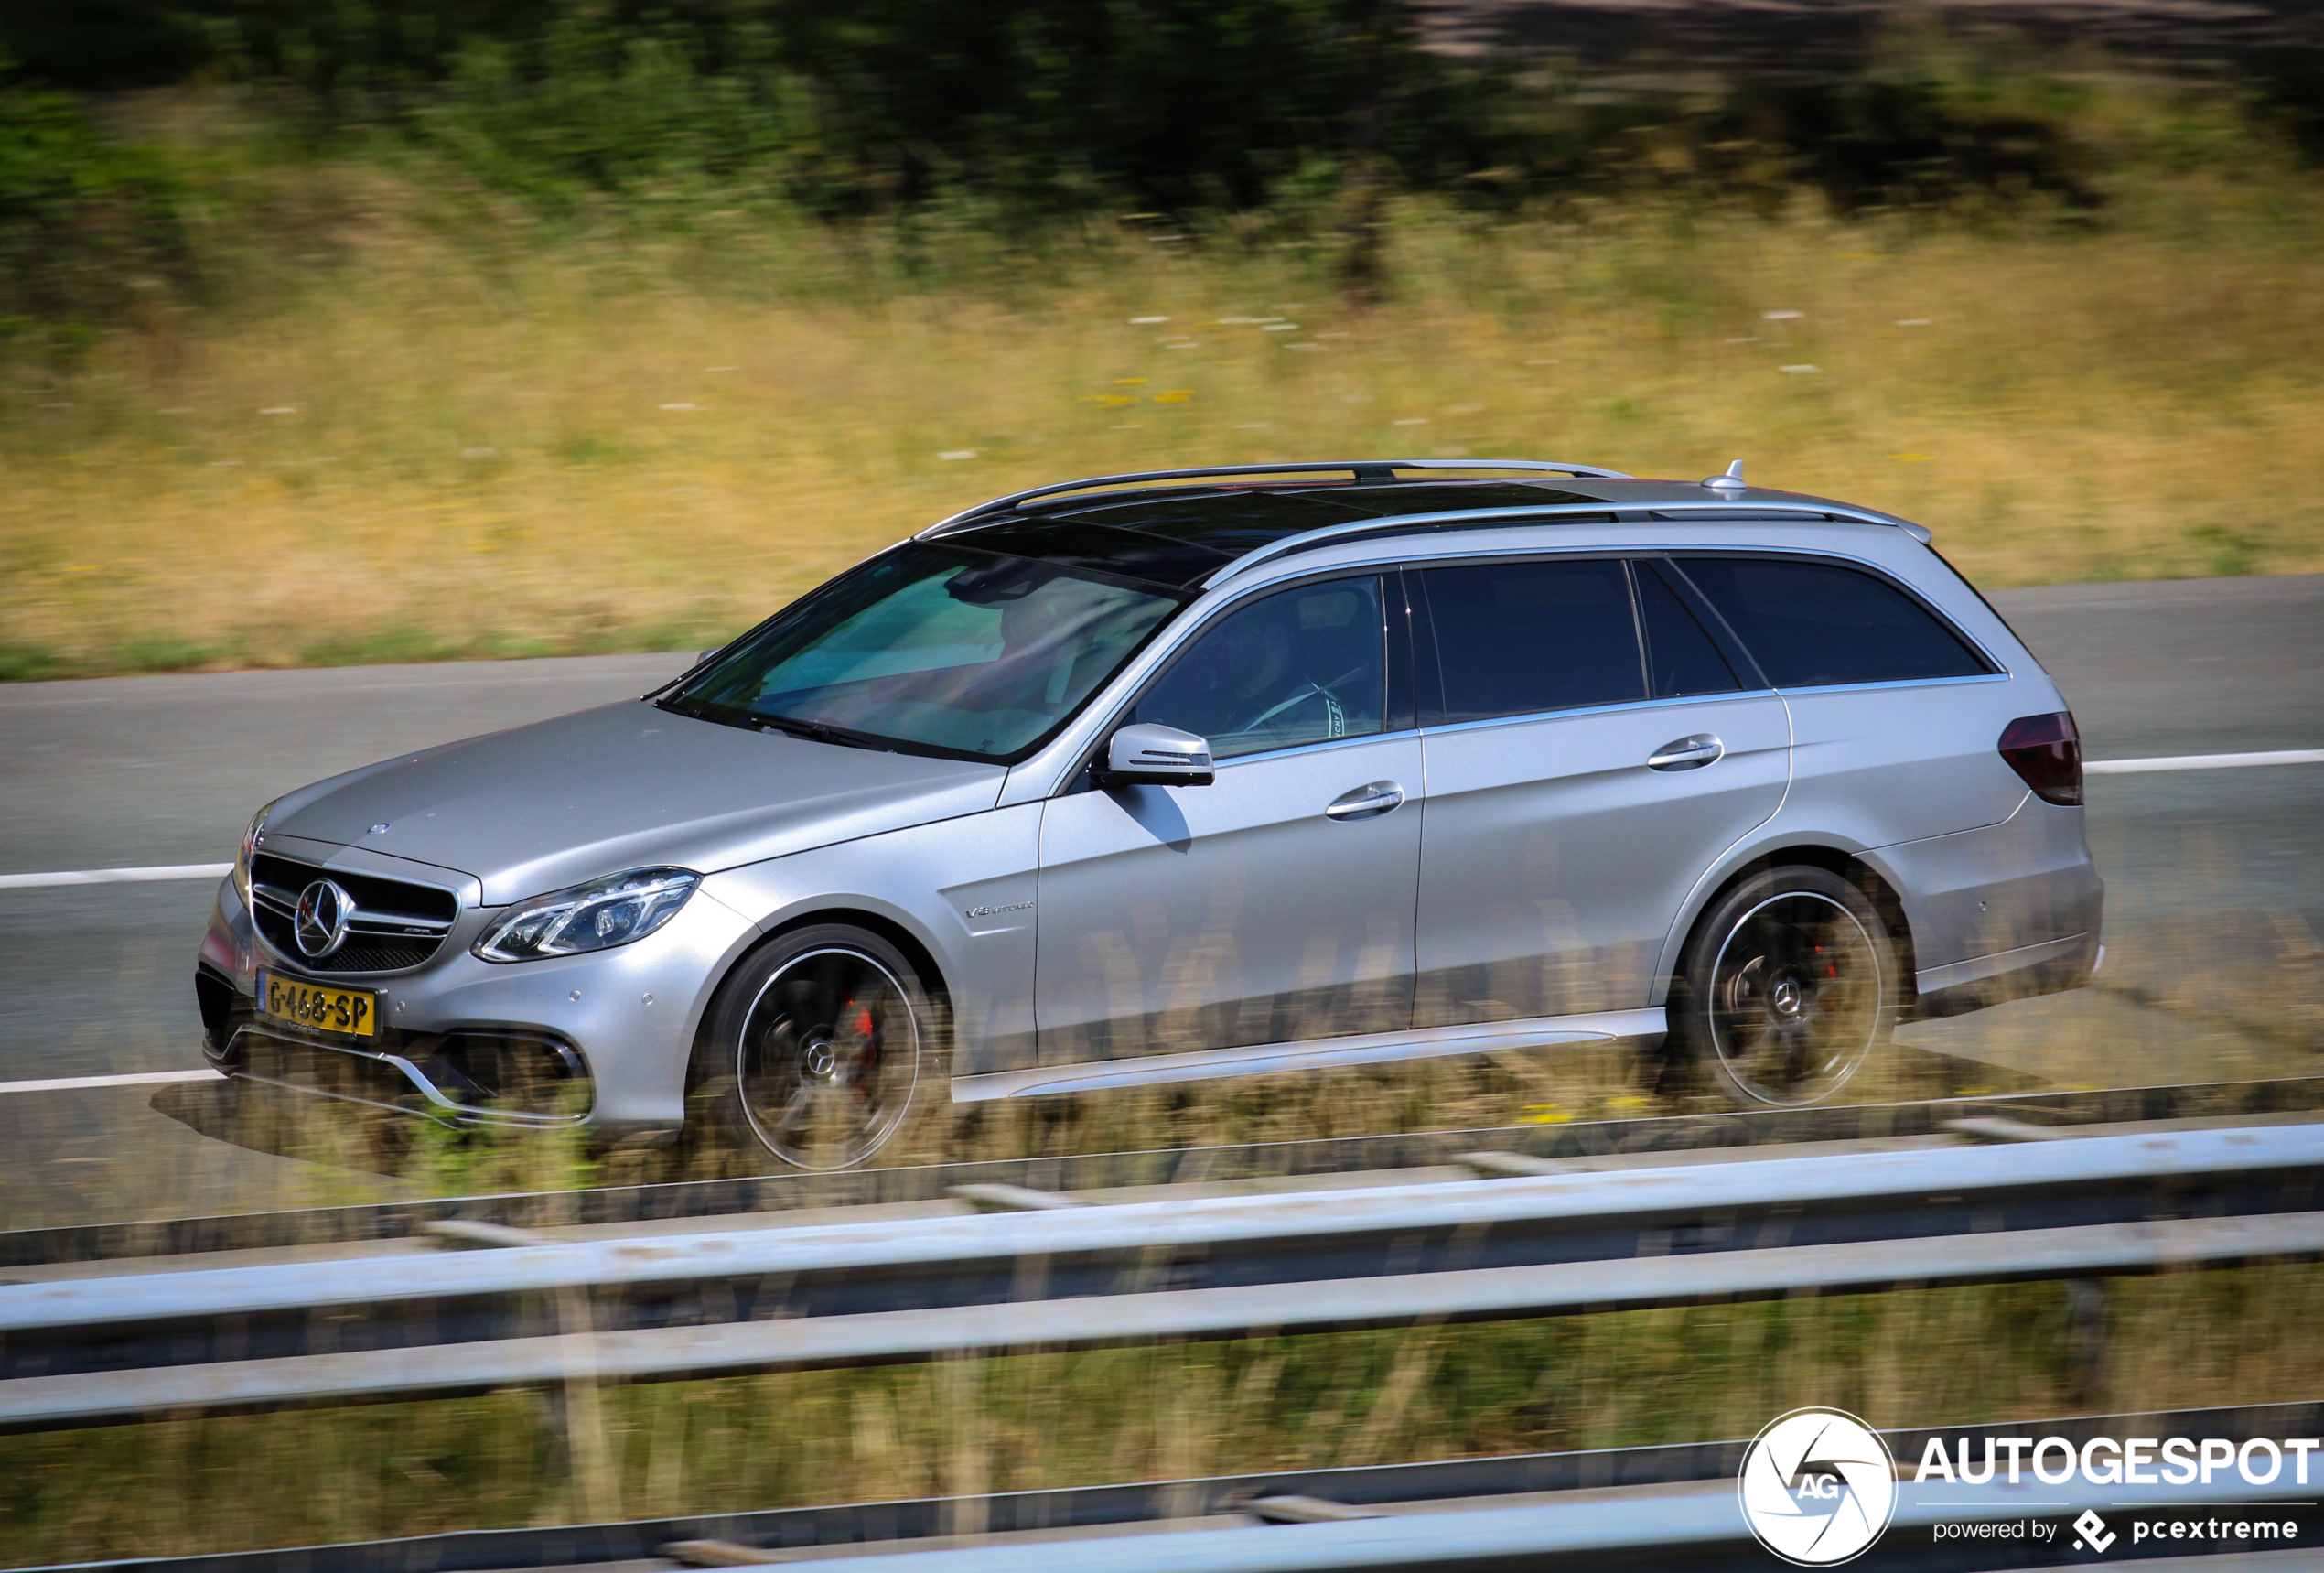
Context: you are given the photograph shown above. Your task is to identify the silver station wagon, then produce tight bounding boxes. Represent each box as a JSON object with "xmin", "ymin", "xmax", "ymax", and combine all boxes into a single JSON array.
[{"xmin": 197, "ymin": 459, "xmax": 2103, "ymax": 1168}]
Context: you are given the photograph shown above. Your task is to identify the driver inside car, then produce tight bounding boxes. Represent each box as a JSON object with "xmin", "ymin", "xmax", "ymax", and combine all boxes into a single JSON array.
[{"xmin": 1135, "ymin": 578, "xmax": 1384, "ymax": 757}]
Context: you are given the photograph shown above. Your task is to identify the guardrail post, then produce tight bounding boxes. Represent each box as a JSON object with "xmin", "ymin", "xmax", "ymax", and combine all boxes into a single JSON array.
[
  {"xmin": 554, "ymin": 1283, "xmax": 623, "ymax": 1522},
  {"xmin": 2063, "ymin": 1277, "xmax": 2108, "ymax": 1402},
  {"xmin": 940, "ymin": 1352, "xmax": 989, "ymax": 1540}
]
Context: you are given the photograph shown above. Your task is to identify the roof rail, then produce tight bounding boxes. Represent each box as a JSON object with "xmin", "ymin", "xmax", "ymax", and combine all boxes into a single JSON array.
[
  {"xmin": 916, "ymin": 458, "xmax": 1632, "ymax": 538},
  {"xmin": 1205, "ymin": 500, "xmax": 1931, "ymax": 588}
]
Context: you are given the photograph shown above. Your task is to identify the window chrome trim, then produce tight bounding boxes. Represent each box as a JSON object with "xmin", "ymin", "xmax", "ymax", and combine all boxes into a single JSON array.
[
  {"xmin": 1210, "ymin": 726, "xmax": 1421, "ymax": 770},
  {"xmin": 1416, "ymin": 687, "xmax": 1782, "ymax": 739},
  {"xmin": 1770, "ymin": 672, "xmax": 2013, "ymax": 698}
]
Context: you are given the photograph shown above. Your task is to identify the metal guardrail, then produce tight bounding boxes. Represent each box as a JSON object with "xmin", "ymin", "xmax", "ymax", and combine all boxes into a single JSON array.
[
  {"xmin": 11, "ymin": 1122, "xmax": 2324, "ymax": 1340},
  {"xmin": 47, "ymin": 1402, "xmax": 2324, "ymax": 1573},
  {"xmin": 3, "ymin": 1120, "xmax": 2319, "ymax": 1430},
  {"xmin": 727, "ymin": 1477, "xmax": 2320, "ymax": 1573},
  {"xmin": 9, "ymin": 1212, "xmax": 2320, "ymax": 1431},
  {"xmin": 12, "ymin": 1071, "xmax": 2321, "ymax": 1269}
]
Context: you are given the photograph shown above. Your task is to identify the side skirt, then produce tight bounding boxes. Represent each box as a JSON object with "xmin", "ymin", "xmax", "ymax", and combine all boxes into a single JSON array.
[{"xmin": 949, "ymin": 1008, "xmax": 1666, "ymax": 1103}]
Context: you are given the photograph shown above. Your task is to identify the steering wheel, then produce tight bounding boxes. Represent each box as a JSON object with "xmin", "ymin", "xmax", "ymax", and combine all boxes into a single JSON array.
[{"xmin": 1227, "ymin": 660, "xmax": 1372, "ymax": 744}]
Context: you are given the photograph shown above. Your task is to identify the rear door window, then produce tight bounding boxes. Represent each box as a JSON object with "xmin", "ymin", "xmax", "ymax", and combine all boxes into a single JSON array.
[
  {"xmin": 1673, "ymin": 556, "xmax": 1991, "ymax": 688},
  {"xmin": 1637, "ymin": 560, "xmax": 1745, "ymax": 698},
  {"xmin": 1418, "ymin": 558, "xmax": 1644, "ymax": 724}
]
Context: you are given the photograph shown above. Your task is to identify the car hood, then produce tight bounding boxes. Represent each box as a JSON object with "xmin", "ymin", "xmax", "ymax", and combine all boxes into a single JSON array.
[{"xmin": 265, "ymin": 701, "xmax": 1007, "ymax": 904}]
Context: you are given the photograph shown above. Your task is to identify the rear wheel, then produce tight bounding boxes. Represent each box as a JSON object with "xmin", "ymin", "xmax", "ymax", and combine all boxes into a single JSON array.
[
  {"xmin": 691, "ymin": 924, "xmax": 934, "ymax": 1170},
  {"xmin": 1670, "ymin": 865, "xmax": 1899, "ymax": 1108}
]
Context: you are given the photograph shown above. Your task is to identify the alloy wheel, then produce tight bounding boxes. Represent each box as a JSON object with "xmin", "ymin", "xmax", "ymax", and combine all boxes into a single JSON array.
[
  {"xmin": 1704, "ymin": 889, "xmax": 1885, "ymax": 1107},
  {"xmin": 734, "ymin": 945, "xmax": 920, "ymax": 1169}
]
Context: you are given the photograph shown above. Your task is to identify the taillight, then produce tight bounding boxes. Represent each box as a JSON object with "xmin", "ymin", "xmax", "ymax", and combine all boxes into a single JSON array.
[{"xmin": 1998, "ymin": 712, "xmax": 2082, "ymax": 805}]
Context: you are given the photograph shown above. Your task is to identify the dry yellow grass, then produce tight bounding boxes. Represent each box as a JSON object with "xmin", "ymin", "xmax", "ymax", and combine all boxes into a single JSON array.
[{"xmin": 5, "ymin": 174, "xmax": 2323, "ymax": 676}]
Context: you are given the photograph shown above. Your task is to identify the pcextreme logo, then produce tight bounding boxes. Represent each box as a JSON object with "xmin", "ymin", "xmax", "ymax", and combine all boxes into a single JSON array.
[{"xmin": 1738, "ymin": 1407, "xmax": 1899, "ymax": 1565}]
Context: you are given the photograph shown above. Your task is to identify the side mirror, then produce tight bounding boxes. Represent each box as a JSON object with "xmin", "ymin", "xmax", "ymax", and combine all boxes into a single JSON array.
[{"xmin": 1099, "ymin": 723, "xmax": 1214, "ymax": 788}]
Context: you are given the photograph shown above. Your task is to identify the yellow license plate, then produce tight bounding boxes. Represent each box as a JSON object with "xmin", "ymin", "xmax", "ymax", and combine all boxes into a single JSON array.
[{"xmin": 256, "ymin": 971, "xmax": 382, "ymax": 1040}]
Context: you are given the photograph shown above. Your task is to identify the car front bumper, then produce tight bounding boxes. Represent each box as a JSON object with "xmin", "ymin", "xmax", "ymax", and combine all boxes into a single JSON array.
[{"xmin": 197, "ymin": 872, "xmax": 760, "ymax": 1133}]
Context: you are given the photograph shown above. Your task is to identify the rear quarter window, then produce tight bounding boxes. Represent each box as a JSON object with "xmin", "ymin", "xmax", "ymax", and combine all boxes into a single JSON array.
[{"xmin": 1673, "ymin": 556, "xmax": 1992, "ymax": 688}]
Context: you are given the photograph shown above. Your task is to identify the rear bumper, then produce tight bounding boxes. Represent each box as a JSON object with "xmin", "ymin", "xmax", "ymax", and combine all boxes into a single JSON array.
[
  {"xmin": 1865, "ymin": 792, "xmax": 2104, "ymax": 1021},
  {"xmin": 1910, "ymin": 928, "xmax": 2102, "ymax": 1019}
]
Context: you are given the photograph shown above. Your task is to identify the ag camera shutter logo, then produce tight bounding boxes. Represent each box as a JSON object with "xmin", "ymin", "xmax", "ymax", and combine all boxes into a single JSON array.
[{"xmin": 1739, "ymin": 1407, "xmax": 1899, "ymax": 1565}]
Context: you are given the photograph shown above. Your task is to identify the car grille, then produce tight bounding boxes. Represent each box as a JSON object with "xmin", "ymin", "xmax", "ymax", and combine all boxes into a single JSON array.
[{"xmin": 251, "ymin": 852, "xmax": 460, "ymax": 974}]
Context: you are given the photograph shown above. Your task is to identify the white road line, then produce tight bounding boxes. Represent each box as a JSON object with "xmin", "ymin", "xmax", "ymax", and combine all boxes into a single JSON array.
[
  {"xmin": 2086, "ymin": 749, "xmax": 2324, "ymax": 775},
  {"xmin": 0, "ymin": 863, "xmax": 230, "ymax": 890},
  {"xmin": 0, "ymin": 1068, "xmax": 224, "ymax": 1094}
]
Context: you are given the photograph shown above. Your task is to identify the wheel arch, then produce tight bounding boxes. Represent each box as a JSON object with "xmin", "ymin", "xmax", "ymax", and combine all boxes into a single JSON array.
[
  {"xmin": 1657, "ymin": 842, "xmax": 1921, "ymax": 1010},
  {"xmin": 681, "ymin": 904, "xmax": 957, "ymax": 1158},
  {"xmin": 741, "ymin": 905, "xmax": 955, "ymax": 1018}
]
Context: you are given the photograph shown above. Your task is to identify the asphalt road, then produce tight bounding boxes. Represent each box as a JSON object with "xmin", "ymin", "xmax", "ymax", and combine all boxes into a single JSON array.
[{"xmin": 0, "ymin": 576, "xmax": 2317, "ymax": 1224}]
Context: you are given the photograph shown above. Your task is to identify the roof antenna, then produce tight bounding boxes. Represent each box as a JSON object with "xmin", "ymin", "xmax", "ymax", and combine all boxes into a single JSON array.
[{"xmin": 1702, "ymin": 458, "xmax": 1747, "ymax": 498}]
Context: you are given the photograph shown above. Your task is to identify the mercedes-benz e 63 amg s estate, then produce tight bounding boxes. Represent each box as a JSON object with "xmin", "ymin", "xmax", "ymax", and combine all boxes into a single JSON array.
[{"xmin": 197, "ymin": 458, "xmax": 2103, "ymax": 1168}]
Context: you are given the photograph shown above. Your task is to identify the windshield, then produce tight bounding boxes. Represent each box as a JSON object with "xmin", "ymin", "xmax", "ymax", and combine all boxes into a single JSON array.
[{"xmin": 663, "ymin": 544, "xmax": 1184, "ymax": 760}]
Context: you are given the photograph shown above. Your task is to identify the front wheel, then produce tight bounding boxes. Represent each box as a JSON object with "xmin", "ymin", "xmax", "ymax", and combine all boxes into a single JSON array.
[
  {"xmin": 1669, "ymin": 865, "xmax": 1899, "ymax": 1108},
  {"xmin": 690, "ymin": 924, "xmax": 936, "ymax": 1170}
]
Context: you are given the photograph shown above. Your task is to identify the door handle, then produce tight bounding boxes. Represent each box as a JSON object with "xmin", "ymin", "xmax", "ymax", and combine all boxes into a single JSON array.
[
  {"xmin": 1325, "ymin": 781, "xmax": 1406, "ymax": 821},
  {"xmin": 1647, "ymin": 734, "xmax": 1725, "ymax": 771}
]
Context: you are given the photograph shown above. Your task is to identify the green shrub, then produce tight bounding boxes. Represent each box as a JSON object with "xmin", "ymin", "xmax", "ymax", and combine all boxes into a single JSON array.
[{"xmin": 0, "ymin": 57, "xmax": 190, "ymax": 350}]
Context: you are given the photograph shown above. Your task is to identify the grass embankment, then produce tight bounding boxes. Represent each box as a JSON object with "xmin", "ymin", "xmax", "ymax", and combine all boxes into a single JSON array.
[
  {"xmin": 4, "ymin": 1262, "xmax": 2317, "ymax": 1565},
  {"xmin": 5, "ymin": 169, "xmax": 2323, "ymax": 681}
]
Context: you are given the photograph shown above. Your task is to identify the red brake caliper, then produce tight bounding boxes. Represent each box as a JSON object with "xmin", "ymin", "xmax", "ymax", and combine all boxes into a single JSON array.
[{"xmin": 846, "ymin": 1001, "xmax": 879, "ymax": 1097}]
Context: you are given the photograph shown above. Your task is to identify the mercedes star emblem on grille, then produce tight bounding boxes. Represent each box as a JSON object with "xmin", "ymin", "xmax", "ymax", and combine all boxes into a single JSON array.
[{"xmin": 294, "ymin": 878, "xmax": 356, "ymax": 958}]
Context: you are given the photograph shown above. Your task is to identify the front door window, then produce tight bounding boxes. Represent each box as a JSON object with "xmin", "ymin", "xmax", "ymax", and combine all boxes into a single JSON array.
[{"xmin": 1132, "ymin": 576, "xmax": 1388, "ymax": 759}]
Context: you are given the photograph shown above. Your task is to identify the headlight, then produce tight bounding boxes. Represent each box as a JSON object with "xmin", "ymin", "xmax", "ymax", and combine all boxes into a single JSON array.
[
  {"xmin": 233, "ymin": 797, "xmax": 281, "ymax": 910},
  {"xmin": 472, "ymin": 867, "xmax": 700, "ymax": 964}
]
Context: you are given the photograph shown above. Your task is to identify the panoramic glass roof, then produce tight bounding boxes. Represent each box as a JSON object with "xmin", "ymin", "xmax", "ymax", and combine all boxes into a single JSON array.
[{"xmin": 952, "ymin": 480, "xmax": 1609, "ymax": 588}]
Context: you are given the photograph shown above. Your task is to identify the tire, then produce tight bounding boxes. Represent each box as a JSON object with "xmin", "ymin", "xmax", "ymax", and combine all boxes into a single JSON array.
[
  {"xmin": 689, "ymin": 923, "xmax": 937, "ymax": 1171},
  {"xmin": 1668, "ymin": 865, "xmax": 1900, "ymax": 1109}
]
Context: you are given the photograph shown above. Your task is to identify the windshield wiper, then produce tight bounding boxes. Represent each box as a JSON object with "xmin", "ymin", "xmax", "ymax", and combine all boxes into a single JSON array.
[{"xmin": 751, "ymin": 713, "xmax": 884, "ymax": 751}]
